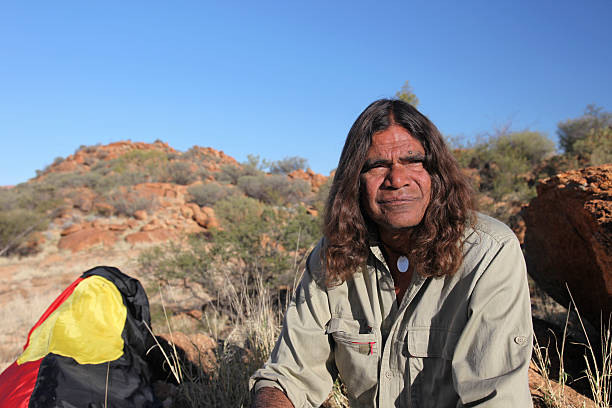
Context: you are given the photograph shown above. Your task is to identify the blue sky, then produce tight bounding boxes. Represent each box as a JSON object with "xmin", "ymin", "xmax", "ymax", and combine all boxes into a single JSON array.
[{"xmin": 1, "ymin": 0, "xmax": 610, "ymax": 186}]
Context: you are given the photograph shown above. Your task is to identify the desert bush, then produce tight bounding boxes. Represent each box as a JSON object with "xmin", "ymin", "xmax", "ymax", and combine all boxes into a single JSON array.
[
  {"xmin": 187, "ymin": 183, "xmax": 237, "ymax": 207},
  {"xmin": 108, "ymin": 150, "xmax": 169, "ymax": 182},
  {"xmin": 139, "ymin": 237, "xmax": 214, "ymax": 285},
  {"xmin": 215, "ymin": 163, "xmax": 262, "ymax": 185},
  {"xmin": 558, "ymin": 105, "xmax": 612, "ymax": 155},
  {"xmin": 265, "ymin": 156, "xmax": 308, "ymax": 175},
  {"xmin": 105, "ymin": 188, "xmax": 158, "ymax": 217},
  {"xmin": 457, "ymin": 130, "xmax": 555, "ymax": 203},
  {"xmin": 572, "ymin": 126, "xmax": 612, "ymax": 166},
  {"xmin": 40, "ymin": 171, "xmax": 106, "ymax": 190},
  {"xmin": 237, "ymin": 174, "xmax": 310, "ymax": 205},
  {"xmin": 166, "ymin": 161, "xmax": 197, "ymax": 185},
  {"xmin": 140, "ymin": 195, "xmax": 320, "ymax": 293},
  {"xmin": 194, "ymin": 166, "xmax": 210, "ymax": 182},
  {"xmin": 0, "ymin": 182, "xmax": 63, "ymax": 215},
  {"xmin": 0, "ymin": 209, "xmax": 47, "ymax": 256}
]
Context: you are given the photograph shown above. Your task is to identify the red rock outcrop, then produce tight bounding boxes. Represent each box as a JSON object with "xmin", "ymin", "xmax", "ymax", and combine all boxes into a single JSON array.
[
  {"xmin": 288, "ymin": 168, "xmax": 328, "ymax": 192},
  {"xmin": 522, "ymin": 165, "xmax": 612, "ymax": 326},
  {"xmin": 125, "ymin": 229, "xmax": 175, "ymax": 245},
  {"xmin": 156, "ymin": 332, "xmax": 217, "ymax": 372},
  {"xmin": 58, "ymin": 228, "xmax": 119, "ymax": 252}
]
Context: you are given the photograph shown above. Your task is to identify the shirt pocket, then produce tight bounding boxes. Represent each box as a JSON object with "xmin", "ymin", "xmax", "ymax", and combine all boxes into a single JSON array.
[
  {"xmin": 405, "ymin": 327, "xmax": 460, "ymax": 408},
  {"xmin": 326, "ymin": 317, "xmax": 378, "ymax": 400}
]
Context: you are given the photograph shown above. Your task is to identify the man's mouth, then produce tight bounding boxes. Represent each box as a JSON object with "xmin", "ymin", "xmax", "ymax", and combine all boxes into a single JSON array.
[{"xmin": 377, "ymin": 197, "xmax": 420, "ymax": 205}]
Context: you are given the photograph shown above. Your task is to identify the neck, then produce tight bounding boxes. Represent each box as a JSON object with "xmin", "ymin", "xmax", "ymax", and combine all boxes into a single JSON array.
[{"xmin": 378, "ymin": 228, "xmax": 413, "ymax": 255}]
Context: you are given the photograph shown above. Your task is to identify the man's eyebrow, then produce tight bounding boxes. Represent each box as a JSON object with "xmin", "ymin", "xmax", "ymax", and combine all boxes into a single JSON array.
[
  {"xmin": 399, "ymin": 152, "xmax": 426, "ymax": 162},
  {"xmin": 362, "ymin": 158, "xmax": 391, "ymax": 171}
]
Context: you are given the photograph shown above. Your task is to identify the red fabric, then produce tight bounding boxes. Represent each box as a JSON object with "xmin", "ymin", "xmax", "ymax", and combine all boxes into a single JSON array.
[
  {"xmin": 0, "ymin": 359, "xmax": 42, "ymax": 408},
  {"xmin": 21, "ymin": 277, "xmax": 84, "ymax": 351}
]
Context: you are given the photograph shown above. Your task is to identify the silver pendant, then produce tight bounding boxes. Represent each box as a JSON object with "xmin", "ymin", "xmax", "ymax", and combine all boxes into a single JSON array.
[{"xmin": 397, "ymin": 256, "xmax": 409, "ymax": 273}]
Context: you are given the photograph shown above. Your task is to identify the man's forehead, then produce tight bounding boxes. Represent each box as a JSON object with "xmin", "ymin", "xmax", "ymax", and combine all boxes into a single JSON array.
[{"xmin": 368, "ymin": 127, "xmax": 425, "ymax": 155}]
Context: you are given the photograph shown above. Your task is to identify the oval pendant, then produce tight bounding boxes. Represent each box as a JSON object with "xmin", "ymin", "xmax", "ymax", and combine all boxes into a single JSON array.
[{"xmin": 397, "ymin": 256, "xmax": 409, "ymax": 273}]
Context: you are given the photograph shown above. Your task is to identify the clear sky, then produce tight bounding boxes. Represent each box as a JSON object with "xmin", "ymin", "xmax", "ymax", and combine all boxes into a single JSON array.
[{"xmin": 1, "ymin": 0, "xmax": 610, "ymax": 186}]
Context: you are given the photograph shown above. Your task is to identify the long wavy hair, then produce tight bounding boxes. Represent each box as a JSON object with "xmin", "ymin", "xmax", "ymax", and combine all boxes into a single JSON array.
[{"xmin": 323, "ymin": 99, "xmax": 475, "ymax": 285}]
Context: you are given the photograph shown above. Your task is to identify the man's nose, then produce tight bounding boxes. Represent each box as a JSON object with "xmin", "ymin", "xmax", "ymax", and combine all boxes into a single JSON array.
[{"xmin": 383, "ymin": 164, "xmax": 411, "ymax": 189}]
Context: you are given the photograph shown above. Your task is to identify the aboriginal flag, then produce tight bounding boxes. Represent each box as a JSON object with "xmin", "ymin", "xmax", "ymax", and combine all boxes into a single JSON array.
[{"xmin": 0, "ymin": 266, "xmax": 161, "ymax": 408}]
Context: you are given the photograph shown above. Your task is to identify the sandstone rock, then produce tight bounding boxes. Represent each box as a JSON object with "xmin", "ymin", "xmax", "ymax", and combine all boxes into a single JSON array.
[
  {"xmin": 108, "ymin": 223, "xmax": 128, "ymax": 231},
  {"xmin": 133, "ymin": 210, "xmax": 148, "ymax": 220},
  {"xmin": 523, "ymin": 165, "xmax": 612, "ymax": 327},
  {"xmin": 127, "ymin": 219, "xmax": 139, "ymax": 229},
  {"xmin": 68, "ymin": 187, "xmax": 97, "ymax": 212},
  {"xmin": 94, "ymin": 201, "xmax": 114, "ymax": 216},
  {"xmin": 288, "ymin": 168, "xmax": 328, "ymax": 192},
  {"xmin": 60, "ymin": 223, "xmax": 85, "ymax": 236},
  {"xmin": 58, "ymin": 228, "xmax": 118, "ymax": 252},
  {"xmin": 156, "ymin": 332, "xmax": 217, "ymax": 372},
  {"xmin": 91, "ymin": 219, "xmax": 105, "ymax": 229},
  {"xmin": 125, "ymin": 229, "xmax": 174, "ymax": 244},
  {"xmin": 133, "ymin": 183, "xmax": 186, "ymax": 200},
  {"xmin": 306, "ymin": 206, "xmax": 318, "ymax": 217},
  {"xmin": 180, "ymin": 205, "xmax": 194, "ymax": 219},
  {"xmin": 141, "ymin": 219, "xmax": 163, "ymax": 232},
  {"xmin": 198, "ymin": 206, "xmax": 218, "ymax": 229},
  {"xmin": 529, "ymin": 363, "xmax": 596, "ymax": 408}
]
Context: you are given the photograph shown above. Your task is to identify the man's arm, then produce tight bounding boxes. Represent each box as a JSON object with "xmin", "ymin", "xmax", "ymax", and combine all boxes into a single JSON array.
[
  {"xmin": 252, "ymin": 387, "xmax": 294, "ymax": 408},
  {"xmin": 452, "ymin": 234, "xmax": 533, "ymax": 407}
]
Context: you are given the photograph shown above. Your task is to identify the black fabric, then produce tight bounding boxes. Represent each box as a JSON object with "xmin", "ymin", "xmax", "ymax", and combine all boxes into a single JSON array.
[
  {"xmin": 28, "ymin": 266, "xmax": 161, "ymax": 408},
  {"xmin": 30, "ymin": 353, "xmax": 159, "ymax": 408}
]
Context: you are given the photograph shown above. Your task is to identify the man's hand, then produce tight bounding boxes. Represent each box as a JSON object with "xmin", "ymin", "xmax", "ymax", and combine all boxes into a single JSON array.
[{"xmin": 252, "ymin": 387, "xmax": 294, "ymax": 408}]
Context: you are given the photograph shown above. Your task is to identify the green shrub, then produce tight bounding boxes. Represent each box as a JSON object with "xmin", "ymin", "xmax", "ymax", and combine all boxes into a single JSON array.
[
  {"xmin": 139, "ymin": 195, "xmax": 320, "ymax": 292},
  {"xmin": 109, "ymin": 150, "xmax": 169, "ymax": 182},
  {"xmin": 187, "ymin": 182, "xmax": 237, "ymax": 207},
  {"xmin": 166, "ymin": 161, "xmax": 197, "ymax": 185},
  {"xmin": 572, "ymin": 126, "xmax": 612, "ymax": 166},
  {"xmin": 456, "ymin": 130, "xmax": 555, "ymax": 203},
  {"xmin": 0, "ymin": 209, "xmax": 48, "ymax": 256},
  {"xmin": 558, "ymin": 105, "xmax": 612, "ymax": 155},
  {"xmin": 215, "ymin": 163, "xmax": 261, "ymax": 185},
  {"xmin": 237, "ymin": 174, "xmax": 310, "ymax": 205},
  {"xmin": 105, "ymin": 188, "xmax": 157, "ymax": 217},
  {"xmin": 265, "ymin": 156, "xmax": 308, "ymax": 175}
]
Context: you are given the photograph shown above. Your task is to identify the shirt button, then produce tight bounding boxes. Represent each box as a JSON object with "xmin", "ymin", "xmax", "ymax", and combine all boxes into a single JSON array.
[
  {"xmin": 385, "ymin": 371, "xmax": 392, "ymax": 379},
  {"xmin": 514, "ymin": 336, "xmax": 527, "ymax": 346}
]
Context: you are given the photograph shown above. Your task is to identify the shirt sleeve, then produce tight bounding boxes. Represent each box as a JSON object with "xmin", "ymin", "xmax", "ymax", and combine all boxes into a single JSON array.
[
  {"xmin": 451, "ymin": 234, "xmax": 533, "ymax": 407},
  {"xmin": 249, "ymin": 243, "xmax": 336, "ymax": 408}
]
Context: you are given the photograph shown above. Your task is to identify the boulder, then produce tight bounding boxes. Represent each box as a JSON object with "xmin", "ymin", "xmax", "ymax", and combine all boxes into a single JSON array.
[
  {"xmin": 288, "ymin": 168, "xmax": 328, "ymax": 192},
  {"xmin": 522, "ymin": 165, "xmax": 612, "ymax": 327},
  {"xmin": 58, "ymin": 228, "xmax": 118, "ymax": 252},
  {"xmin": 156, "ymin": 332, "xmax": 217, "ymax": 373},
  {"xmin": 60, "ymin": 223, "xmax": 85, "ymax": 236},
  {"xmin": 133, "ymin": 210, "xmax": 148, "ymax": 220},
  {"xmin": 125, "ymin": 229, "xmax": 175, "ymax": 244},
  {"xmin": 529, "ymin": 363, "xmax": 596, "ymax": 408}
]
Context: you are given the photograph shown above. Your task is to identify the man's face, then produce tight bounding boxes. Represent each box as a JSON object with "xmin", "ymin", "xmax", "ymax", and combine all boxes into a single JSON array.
[{"xmin": 360, "ymin": 125, "xmax": 431, "ymax": 235}]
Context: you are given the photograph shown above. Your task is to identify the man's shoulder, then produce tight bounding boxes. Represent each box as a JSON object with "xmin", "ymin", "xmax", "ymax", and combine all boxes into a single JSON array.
[
  {"xmin": 304, "ymin": 238, "xmax": 328, "ymax": 288},
  {"xmin": 467, "ymin": 212, "xmax": 517, "ymax": 246}
]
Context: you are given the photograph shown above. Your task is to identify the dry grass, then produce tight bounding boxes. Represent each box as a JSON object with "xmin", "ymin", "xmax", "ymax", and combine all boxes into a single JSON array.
[
  {"xmin": 152, "ymin": 274, "xmax": 281, "ymax": 408},
  {"xmin": 532, "ymin": 289, "xmax": 612, "ymax": 408}
]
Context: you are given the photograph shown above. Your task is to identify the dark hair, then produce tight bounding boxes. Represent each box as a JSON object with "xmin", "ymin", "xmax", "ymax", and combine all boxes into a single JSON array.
[{"xmin": 323, "ymin": 99, "xmax": 474, "ymax": 284}]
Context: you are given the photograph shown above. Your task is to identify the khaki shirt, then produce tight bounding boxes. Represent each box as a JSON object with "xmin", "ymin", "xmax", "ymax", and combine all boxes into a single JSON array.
[{"xmin": 250, "ymin": 213, "xmax": 533, "ymax": 407}]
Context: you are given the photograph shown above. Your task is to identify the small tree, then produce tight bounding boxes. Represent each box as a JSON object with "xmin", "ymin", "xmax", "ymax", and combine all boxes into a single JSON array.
[
  {"xmin": 557, "ymin": 105, "xmax": 612, "ymax": 155},
  {"xmin": 395, "ymin": 80, "xmax": 419, "ymax": 107}
]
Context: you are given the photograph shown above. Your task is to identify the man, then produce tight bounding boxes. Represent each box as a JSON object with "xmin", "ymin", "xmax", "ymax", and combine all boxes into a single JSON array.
[{"xmin": 250, "ymin": 99, "xmax": 533, "ymax": 407}]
